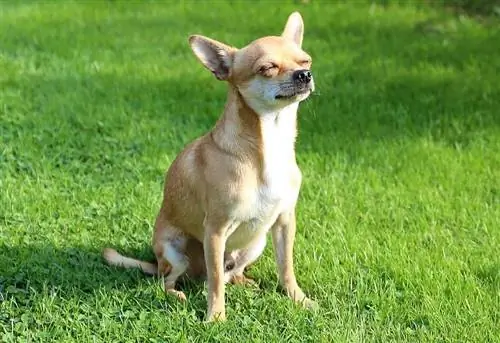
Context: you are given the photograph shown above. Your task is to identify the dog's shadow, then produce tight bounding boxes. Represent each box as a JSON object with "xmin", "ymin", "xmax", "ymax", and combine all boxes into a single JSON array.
[{"xmin": 1, "ymin": 243, "xmax": 276, "ymax": 320}]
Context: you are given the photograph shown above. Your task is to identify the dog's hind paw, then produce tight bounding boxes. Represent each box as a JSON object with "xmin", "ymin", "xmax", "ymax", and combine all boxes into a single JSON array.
[
  {"xmin": 166, "ymin": 289, "xmax": 187, "ymax": 302},
  {"xmin": 230, "ymin": 274, "xmax": 258, "ymax": 287}
]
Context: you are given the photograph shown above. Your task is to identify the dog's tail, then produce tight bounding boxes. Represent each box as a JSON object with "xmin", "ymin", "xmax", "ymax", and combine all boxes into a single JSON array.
[{"xmin": 102, "ymin": 248, "xmax": 158, "ymax": 276}]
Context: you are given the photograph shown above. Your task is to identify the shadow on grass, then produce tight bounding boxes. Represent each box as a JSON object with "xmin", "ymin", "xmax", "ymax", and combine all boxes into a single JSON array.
[
  {"xmin": 0, "ymin": 243, "xmax": 277, "ymax": 320},
  {"xmin": 0, "ymin": 243, "xmax": 208, "ymax": 318},
  {"xmin": 1, "ymin": 244, "xmax": 148, "ymax": 293}
]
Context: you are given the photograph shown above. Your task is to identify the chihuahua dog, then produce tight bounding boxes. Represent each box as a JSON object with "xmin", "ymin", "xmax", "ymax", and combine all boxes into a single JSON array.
[{"xmin": 103, "ymin": 11, "xmax": 316, "ymax": 322}]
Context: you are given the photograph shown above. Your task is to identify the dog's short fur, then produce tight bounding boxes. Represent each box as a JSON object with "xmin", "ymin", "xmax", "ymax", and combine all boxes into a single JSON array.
[{"xmin": 103, "ymin": 11, "xmax": 316, "ymax": 321}]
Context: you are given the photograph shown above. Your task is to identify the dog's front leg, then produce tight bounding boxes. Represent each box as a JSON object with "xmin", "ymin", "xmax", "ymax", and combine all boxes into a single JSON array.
[
  {"xmin": 203, "ymin": 219, "xmax": 232, "ymax": 322},
  {"xmin": 271, "ymin": 209, "xmax": 316, "ymax": 309}
]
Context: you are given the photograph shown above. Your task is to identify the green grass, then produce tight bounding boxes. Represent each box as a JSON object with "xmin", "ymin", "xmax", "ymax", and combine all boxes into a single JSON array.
[{"xmin": 1, "ymin": 1, "xmax": 499, "ymax": 342}]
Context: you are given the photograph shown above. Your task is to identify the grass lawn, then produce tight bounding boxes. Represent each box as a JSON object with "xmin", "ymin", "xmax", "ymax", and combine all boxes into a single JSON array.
[{"xmin": 1, "ymin": 1, "xmax": 499, "ymax": 342}]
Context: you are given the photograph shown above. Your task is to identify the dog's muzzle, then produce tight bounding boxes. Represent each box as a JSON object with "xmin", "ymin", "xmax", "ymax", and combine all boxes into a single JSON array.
[{"xmin": 275, "ymin": 69, "xmax": 314, "ymax": 99}]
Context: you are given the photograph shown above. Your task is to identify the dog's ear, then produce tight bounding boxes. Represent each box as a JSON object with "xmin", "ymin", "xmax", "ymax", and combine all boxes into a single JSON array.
[
  {"xmin": 188, "ymin": 35, "xmax": 236, "ymax": 81},
  {"xmin": 281, "ymin": 12, "xmax": 304, "ymax": 47}
]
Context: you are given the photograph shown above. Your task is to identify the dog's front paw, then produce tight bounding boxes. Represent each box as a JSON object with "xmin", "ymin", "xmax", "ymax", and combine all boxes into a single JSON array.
[
  {"xmin": 301, "ymin": 297, "xmax": 319, "ymax": 310},
  {"xmin": 205, "ymin": 311, "xmax": 226, "ymax": 323},
  {"xmin": 287, "ymin": 287, "xmax": 319, "ymax": 310}
]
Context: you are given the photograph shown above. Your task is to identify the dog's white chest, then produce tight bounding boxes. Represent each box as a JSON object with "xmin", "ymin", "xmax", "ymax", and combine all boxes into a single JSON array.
[
  {"xmin": 226, "ymin": 109, "xmax": 300, "ymax": 250},
  {"xmin": 260, "ymin": 115, "xmax": 297, "ymax": 201}
]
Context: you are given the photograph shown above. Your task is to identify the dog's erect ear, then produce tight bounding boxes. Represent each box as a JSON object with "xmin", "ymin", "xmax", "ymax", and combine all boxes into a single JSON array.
[
  {"xmin": 281, "ymin": 12, "xmax": 304, "ymax": 47},
  {"xmin": 188, "ymin": 35, "xmax": 236, "ymax": 81}
]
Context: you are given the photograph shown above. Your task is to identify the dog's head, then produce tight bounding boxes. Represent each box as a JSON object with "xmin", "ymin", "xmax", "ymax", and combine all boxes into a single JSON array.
[{"xmin": 188, "ymin": 12, "xmax": 314, "ymax": 115}]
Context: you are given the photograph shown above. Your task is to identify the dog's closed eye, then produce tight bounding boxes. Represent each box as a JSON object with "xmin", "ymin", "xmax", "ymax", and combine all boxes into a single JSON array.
[
  {"xmin": 258, "ymin": 63, "xmax": 278, "ymax": 76},
  {"xmin": 298, "ymin": 59, "xmax": 312, "ymax": 68}
]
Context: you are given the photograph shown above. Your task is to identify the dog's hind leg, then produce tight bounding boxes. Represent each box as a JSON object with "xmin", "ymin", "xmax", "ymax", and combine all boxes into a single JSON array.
[
  {"xmin": 155, "ymin": 233, "xmax": 189, "ymax": 301},
  {"xmin": 226, "ymin": 234, "xmax": 266, "ymax": 286}
]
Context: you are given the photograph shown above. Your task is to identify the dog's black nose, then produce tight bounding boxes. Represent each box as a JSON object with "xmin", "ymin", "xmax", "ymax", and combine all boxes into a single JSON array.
[{"xmin": 293, "ymin": 69, "xmax": 312, "ymax": 84}]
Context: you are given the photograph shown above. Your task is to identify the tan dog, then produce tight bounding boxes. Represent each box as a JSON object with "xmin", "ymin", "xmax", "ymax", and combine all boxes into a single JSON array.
[{"xmin": 103, "ymin": 11, "xmax": 316, "ymax": 322}]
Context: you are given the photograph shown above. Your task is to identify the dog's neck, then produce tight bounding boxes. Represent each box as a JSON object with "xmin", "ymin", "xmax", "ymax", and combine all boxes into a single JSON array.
[{"xmin": 211, "ymin": 85, "xmax": 298, "ymax": 171}]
